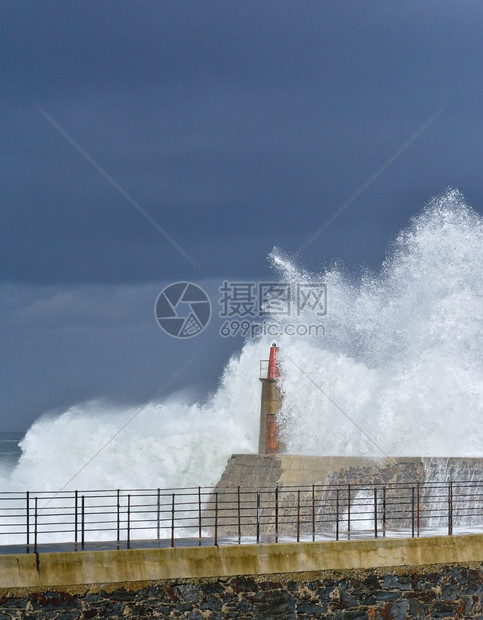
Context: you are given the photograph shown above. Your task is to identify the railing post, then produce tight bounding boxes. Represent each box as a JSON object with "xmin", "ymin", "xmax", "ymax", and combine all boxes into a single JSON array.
[
  {"xmin": 171, "ymin": 493, "xmax": 175, "ymax": 548},
  {"xmin": 26, "ymin": 491, "xmax": 30, "ymax": 553},
  {"xmin": 411, "ymin": 487, "xmax": 415, "ymax": 538},
  {"xmin": 81, "ymin": 495, "xmax": 85, "ymax": 550},
  {"xmin": 347, "ymin": 484, "xmax": 351, "ymax": 540},
  {"xmin": 336, "ymin": 488, "xmax": 339, "ymax": 541},
  {"xmin": 374, "ymin": 487, "xmax": 378, "ymax": 539},
  {"xmin": 214, "ymin": 492, "xmax": 218, "ymax": 547},
  {"xmin": 382, "ymin": 485, "xmax": 386, "ymax": 538},
  {"xmin": 256, "ymin": 491, "xmax": 260, "ymax": 544},
  {"xmin": 417, "ymin": 482, "xmax": 420, "ymax": 538},
  {"xmin": 198, "ymin": 487, "xmax": 202, "ymax": 547},
  {"xmin": 127, "ymin": 494, "xmax": 131, "ymax": 550},
  {"xmin": 448, "ymin": 481, "xmax": 453, "ymax": 535},
  {"xmin": 275, "ymin": 486, "xmax": 279, "ymax": 543},
  {"xmin": 296, "ymin": 490, "xmax": 300, "ymax": 543},
  {"xmin": 157, "ymin": 488, "xmax": 161, "ymax": 542},
  {"xmin": 34, "ymin": 496, "xmax": 38, "ymax": 555},
  {"xmin": 74, "ymin": 490, "xmax": 78, "ymax": 549},
  {"xmin": 116, "ymin": 489, "xmax": 120, "ymax": 550},
  {"xmin": 237, "ymin": 486, "xmax": 241, "ymax": 545},
  {"xmin": 312, "ymin": 485, "xmax": 315, "ymax": 542}
]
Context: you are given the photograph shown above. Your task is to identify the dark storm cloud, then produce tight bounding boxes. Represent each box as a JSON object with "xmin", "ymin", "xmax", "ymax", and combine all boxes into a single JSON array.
[
  {"xmin": 1, "ymin": 1, "xmax": 483, "ymax": 429},
  {"xmin": 2, "ymin": 0, "xmax": 483, "ymax": 286}
]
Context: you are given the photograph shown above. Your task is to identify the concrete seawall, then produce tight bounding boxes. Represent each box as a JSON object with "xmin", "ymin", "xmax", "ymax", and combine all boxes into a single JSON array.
[
  {"xmin": 209, "ymin": 455, "xmax": 483, "ymax": 538},
  {"xmin": 1, "ymin": 534, "xmax": 481, "ymax": 589},
  {"xmin": 0, "ymin": 536, "xmax": 482, "ymax": 618},
  {"xmin": 215, "ymin": 454, "xmax": 483, "ymax": 488}
]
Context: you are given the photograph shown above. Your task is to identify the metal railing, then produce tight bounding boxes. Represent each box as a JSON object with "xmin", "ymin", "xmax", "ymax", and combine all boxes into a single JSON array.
[
  {"xmin": 260, "ymin": 359, "xmax": 269, "ymax": 379},
  {"xmin": 0, "ymin": 481, "xmax": 481, "ymax": 554}
]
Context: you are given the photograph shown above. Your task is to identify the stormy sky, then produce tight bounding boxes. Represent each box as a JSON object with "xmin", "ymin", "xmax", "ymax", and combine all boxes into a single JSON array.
[{"xmin": 1, "ymin": 1, "xmax": 483, "ymax": 431}]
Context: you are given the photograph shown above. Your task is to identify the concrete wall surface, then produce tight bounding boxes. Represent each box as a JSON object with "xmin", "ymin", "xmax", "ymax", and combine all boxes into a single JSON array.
[
  {"xmin": 215, "ymin": 454, "xmax": 483, "ymax": 489},
  {"xmin": 0, "ymin": 534, "xmax": 481, "ymax": 590}
]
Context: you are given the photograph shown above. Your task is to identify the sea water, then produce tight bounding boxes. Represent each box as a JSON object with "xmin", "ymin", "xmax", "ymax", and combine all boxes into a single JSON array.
[
  {"xmin": 0, "ymin": 188, "xmax": 481, "ymax": 493},
  {"xmin": 0, "ymin": 432, "xmax": 23, "ymax": 474}
]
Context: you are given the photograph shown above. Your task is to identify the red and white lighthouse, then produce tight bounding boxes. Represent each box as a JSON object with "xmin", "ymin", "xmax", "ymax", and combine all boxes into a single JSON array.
[{"xmin": 258, "ymin": 343, "xmax": 284, "ymax": 454}]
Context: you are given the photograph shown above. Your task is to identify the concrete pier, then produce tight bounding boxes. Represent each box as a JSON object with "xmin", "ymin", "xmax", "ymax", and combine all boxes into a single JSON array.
[{"xmin": 215, "ymin": 454, "xmax": 483, "ymax": 489}]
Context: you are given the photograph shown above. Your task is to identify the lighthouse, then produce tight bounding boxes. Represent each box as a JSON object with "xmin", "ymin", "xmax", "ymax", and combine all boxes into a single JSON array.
[{"xmin": 258, "ymin": 343, "xmax": 285, "ymax": 454}]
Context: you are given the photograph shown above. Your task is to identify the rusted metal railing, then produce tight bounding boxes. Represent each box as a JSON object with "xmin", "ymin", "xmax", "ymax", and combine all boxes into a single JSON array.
[{"xmin": 0, "ymin": 480, "xmax": 481, "ymax": 554}]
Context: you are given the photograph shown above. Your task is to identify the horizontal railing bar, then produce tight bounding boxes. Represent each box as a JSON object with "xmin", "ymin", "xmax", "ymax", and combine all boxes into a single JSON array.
[{"xmin": 2, "ymin": 480, "xmax": 480, "ymax": 498}]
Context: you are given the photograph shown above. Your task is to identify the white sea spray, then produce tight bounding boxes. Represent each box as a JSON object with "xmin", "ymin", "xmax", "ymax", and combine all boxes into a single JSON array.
[{"xmin": 1, "ymin": 189, "xmax": 481, "ymax": 493}]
